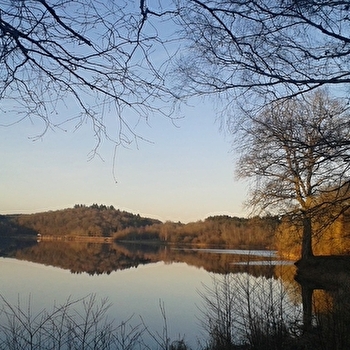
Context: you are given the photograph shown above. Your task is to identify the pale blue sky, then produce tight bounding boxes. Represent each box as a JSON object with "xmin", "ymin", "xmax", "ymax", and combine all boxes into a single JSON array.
[{"xmin": 0, "ymin": 100, "xmax": 247, "ymax": 223}]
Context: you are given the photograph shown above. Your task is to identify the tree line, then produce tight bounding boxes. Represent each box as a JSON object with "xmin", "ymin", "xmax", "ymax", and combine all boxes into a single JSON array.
[
  {"xmin": 114, "ymin": 215, "xmax": 278, "ymax": 249},
  {"xmin": 2, "ymin": 204, "xmax": 350, "ymax": 257},
  {"xmin": 0, "ymin": 206, "xmax": 277, "ymax": 248}
]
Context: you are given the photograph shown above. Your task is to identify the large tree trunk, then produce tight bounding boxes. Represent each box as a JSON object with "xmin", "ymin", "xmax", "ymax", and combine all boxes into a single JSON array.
[{"xmin": 301, "ymin": 215, "xmax": 314, "ymax": 260}]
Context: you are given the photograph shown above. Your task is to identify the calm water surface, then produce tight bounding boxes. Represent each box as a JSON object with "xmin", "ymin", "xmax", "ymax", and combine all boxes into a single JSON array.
[{"xmin": 0, "ymin": 239, "xmax": 300, "ymax": 347}]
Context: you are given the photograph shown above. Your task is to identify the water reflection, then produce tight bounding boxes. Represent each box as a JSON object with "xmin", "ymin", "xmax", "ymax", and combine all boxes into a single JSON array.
[
  {"xmin": 184, "ymin": 248, "xmax": 278, "ymax": 257},
  {"xmin": 0, "ymin": 238, "xmax": 287, "ymax": 276},
  {"xmin": 0, "ymin": 238, "xmax": 350, "ymax": 349},
  {"xmin": 294, "ymin": 258, "xmax": 350, "ymax": 349}
]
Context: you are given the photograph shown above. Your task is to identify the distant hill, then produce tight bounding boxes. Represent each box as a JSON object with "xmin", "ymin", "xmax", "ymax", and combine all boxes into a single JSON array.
[
  {"xmin": 0, "ymin": 206, "xmax": 282, "ymax": 249},
  {"xmin": 0, "ymin": 204, "xmax": 161, "ymax": 238}
]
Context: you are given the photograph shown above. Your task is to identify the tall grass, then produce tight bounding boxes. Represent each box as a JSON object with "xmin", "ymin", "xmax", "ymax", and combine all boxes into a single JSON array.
[
  {"xmin": 1, "ymin": 274, "xmax": 349, "ymax": 350},
  {"xmin": 198, "ymin": 272, "xmax": 303, "ymax": 350},
  {"xmin": 0, "ymin": 294, "xmax": 189, "ymax": 350},
  {"xmin": 0, "ymin": 294, "xmax": 143, "ymax": 350},
  {"xmin": 198, "ymin": 271, "xmax": 350, "ymax": 350}
]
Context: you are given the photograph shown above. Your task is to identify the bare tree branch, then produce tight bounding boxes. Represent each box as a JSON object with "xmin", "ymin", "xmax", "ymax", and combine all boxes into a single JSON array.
[
  {"xmin": 0, "ymin": 0, "xmax": 178, "ymax": 152},
  {"xmin": 173, "ymin": 0, "xmax": 350, "ymax": 111}
]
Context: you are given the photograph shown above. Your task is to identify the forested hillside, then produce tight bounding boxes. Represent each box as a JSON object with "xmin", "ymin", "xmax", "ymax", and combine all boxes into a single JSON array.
[
  {"xmin": 111, "ymin": 212, "xmax": 350, "ymax": 254},
  {"xmin": 0, "ymin": 205, "xmax": 279, "ymax": 248},
  {"xmin": 113, "ymin": 215, "xmax": 279, "ymax": 248},
  {"xmin": 0, "ymin": 204, "xmax": 161, "ymax": 237}
]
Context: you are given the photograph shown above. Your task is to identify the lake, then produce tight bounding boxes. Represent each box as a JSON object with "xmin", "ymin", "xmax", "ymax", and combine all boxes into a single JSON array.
[{"xmin": 0, "ymin": 239, "xmax": 349, "ymax": 349}]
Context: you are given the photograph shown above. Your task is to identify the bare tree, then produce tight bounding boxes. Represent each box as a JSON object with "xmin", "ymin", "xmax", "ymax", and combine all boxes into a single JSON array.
[
  {"xmin": 173, "ymin": 0, "xmax": 350, "ymax": 111},
  {"xmin": 235, "ymin": 90, "xmax": 350, "ymax": 259},
  {"xmin": 0, "ymin": 0, "xmax": 177, "ymax": 151}
]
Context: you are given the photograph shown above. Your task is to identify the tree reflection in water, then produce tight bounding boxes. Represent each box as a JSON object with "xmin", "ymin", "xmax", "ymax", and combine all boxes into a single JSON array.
[
  {"xmin": 295, "ymin": 258, "xmax": 350, "ymax": 350},
  {"xmin": 0, "ymin": 239, "xmax": 286, "ymax": 276},
  {"xmin": 1, "ymin": 239, "xmax": 350, "ymax": 349},
  {"xmin": 198, "ymin": 261, "xmax": 350, "ymax": 349},
  {"xmin": 198, "ymin": 266, "xmax": 302, "ymax": 349}
]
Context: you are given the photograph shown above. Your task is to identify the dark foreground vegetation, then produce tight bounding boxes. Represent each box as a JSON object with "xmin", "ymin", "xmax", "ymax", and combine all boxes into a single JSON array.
[{"xmin": 2, "ymin": 204, "xmax": 350, "ymax": 259}]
